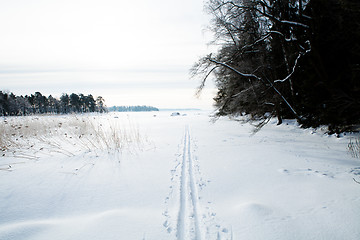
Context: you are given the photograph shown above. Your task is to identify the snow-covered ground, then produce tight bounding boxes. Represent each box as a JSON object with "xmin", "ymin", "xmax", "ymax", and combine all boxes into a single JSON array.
[{"xmin": 1, "ymin": 111, "xmax": 360, "ymax": 240}]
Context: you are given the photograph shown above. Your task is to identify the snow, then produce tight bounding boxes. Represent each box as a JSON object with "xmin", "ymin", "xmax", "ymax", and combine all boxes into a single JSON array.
[{"xmin": 1, "ymin": 111, "xmax": 360, "ymax": 240}]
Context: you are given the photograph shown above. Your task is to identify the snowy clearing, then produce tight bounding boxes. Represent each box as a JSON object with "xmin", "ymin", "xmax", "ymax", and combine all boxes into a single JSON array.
[{"xmin": 1, "ymin": 111, "xmax": 360, "ymax": 240}]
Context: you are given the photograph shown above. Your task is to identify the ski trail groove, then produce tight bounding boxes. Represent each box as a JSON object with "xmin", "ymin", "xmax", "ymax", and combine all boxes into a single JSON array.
[
  {"xmin": 176, "ymin": 126, "xmax": 188, "ymax": 240},
  {"xmin": 176, "ymin": 126, "xmax": 202, "ymax": 240},
  {"xmin": 188, "ymin": 128, "xmax": 202, "ymax": 240},
  {"xmin": 166, "ymin": 125, "xmax": 231, "ymax": 239}
]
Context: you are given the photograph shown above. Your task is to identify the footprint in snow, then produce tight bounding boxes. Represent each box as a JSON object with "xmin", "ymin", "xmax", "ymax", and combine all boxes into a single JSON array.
[
  {"xmin": 350, "ymin": 167, "xmax": 360, "ymax": 175},
  {"xmin": 278, "ymin": 168, "xmax": 335, "ymax": 178}
]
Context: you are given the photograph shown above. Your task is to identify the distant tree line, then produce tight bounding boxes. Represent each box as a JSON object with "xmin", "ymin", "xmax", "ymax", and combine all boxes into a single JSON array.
[
  {"xmin": 108, "ymin": 106, "xmax": 159, "ymax": 112},
  {"xmin": 0, "ymin": 91, "xmax": 107, "ymax": 116},
  {"xmin": 192, "ymin": 0, "xmax": 360, "ymax": 133}
]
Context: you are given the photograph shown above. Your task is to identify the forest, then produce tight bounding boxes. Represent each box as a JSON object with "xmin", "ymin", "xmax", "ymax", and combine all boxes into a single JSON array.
[
  {"xmin": 192, "ymin": 0, "xmax": 360, "ymax": 133},
  {"xmin": 0, "ymin": 91, "xmax": 107, "ymax": 116}
]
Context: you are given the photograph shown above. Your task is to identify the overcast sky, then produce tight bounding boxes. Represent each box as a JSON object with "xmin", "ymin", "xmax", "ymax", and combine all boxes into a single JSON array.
[{"xmin": 0, "ymin": 0, "xmax": 216, "ymax": 109}]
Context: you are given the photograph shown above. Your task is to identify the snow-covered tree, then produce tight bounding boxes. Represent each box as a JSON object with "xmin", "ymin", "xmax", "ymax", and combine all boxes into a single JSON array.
[{"xmin": 192, "ymin": 0, "xmax": 360, "ymax": 132}]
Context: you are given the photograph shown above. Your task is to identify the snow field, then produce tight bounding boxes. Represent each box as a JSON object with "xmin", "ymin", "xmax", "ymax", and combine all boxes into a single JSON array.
[
  {"xmin": 190, "ymin": 117, "xmax": 360, "ymax": 240},
  {"xmin": 0, "ymin": 111, "xmax": 360, "ymax": 239}
]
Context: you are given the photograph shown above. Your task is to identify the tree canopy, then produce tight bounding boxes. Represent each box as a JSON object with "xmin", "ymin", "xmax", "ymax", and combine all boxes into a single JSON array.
[
  {"xmin": 0, "ymin": 91, "xmax": 107, "ymax": 116},
  {"xmin": 192, "ymin": 0, "xmax": 360, "ymax": 132}
]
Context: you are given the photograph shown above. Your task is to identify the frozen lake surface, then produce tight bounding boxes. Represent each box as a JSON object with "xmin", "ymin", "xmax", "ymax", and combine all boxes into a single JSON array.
[{"xmin": 1, "ymin": 111, "xmax": 360, "ymax": 240}]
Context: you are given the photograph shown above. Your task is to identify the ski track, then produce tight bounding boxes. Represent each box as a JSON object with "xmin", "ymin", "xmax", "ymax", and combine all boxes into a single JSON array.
[
  {"xmin": 164, "ymin": 125, "xmax": 231, "ymax": 240},
  {"xmin": 176, "ymin": 126, "xmax": 188, "ymax": 240},
  {"xmin": 187, "ymin": 126, "xmax": 202, "ymax": 240},
  {"xmin": 176, "ymin": 125, "xmax": 202, "ymax": 240}
]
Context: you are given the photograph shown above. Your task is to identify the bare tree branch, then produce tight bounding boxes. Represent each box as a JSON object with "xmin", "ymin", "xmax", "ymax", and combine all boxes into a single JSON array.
[
  {"xmin": 196, "ymin": 66, "xmax": 220, "ymax": 96},
  {"xmin": 274, "ymin": 43, "xmax": 311, "ymax": 84},
  {"xmin": 208, "ymin": 58, "xmax": 262, "ymax": 80},
  {"xmin": 207, "ymin": 58, "xmax": 300, "ymax": 119},
  {"xmin": 274, "ymin": 53, "xmax": 302, "ymax": 84},
  {"xmin": 218, "ymin": 1, "xmax": 310, "ymax": 29}
]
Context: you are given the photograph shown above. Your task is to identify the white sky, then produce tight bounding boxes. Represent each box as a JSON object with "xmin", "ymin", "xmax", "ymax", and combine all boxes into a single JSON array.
[{"xmin": 0, "ymin": 0, "xmax": 216, "ymax": 109}]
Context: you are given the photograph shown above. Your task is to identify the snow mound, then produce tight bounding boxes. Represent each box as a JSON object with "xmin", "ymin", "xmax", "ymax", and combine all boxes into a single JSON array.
[{"xmin": 234, "ymin": 202, "xmax": 273, "ymax": 218}]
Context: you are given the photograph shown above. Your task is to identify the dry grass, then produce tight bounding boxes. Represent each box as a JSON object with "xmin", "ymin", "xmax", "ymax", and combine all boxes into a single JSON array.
[{"xmin": 0, "ymin": 114, "xmax": 146, "ymax": 159}]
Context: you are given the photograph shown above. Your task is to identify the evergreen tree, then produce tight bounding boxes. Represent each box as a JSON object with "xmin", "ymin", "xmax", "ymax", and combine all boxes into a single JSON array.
[
  {"xmin": 60, "ymin": 94, "xmax": 70, "ymax": 114},
  {"xmin": 70, "ymin": 93, "xmax": 81, "ymax": 113},
  {"xmin": 0, "ymin": 91, "xmax": 106, "ymax": 116},
  {"xmin": 96, "ymin": 96, "xmax": 107, "ymax": 113},
  {"xmin": 86, "ymin": 95, "xmax": 96, "ymax": 112}
]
